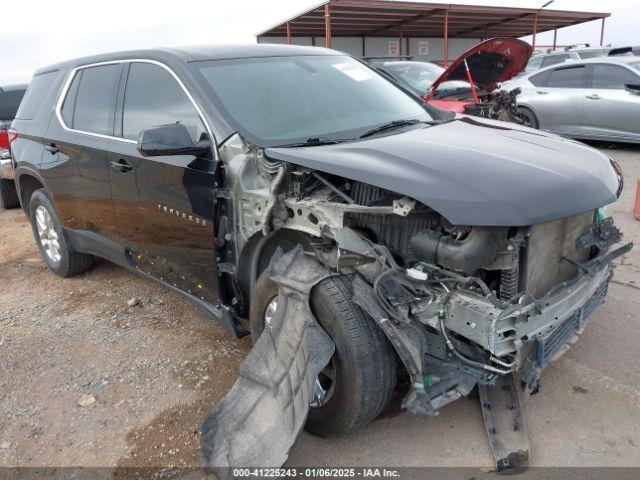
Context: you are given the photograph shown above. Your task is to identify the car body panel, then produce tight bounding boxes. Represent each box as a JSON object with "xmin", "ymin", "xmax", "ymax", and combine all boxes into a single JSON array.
[
  {"xmin": 106, "ymin": 139, "xmax": 221, "ymax": 303},
  {"xmin": 429, "ymin": 38, "xmax": 533, "ymax": 94},
  {"xmin": 266, "ymin": 116, "xmax": 618, "ymax": 227},
  {"xmin": 427, "ymin": 98, "xmax": 473, "ymax": 113}
]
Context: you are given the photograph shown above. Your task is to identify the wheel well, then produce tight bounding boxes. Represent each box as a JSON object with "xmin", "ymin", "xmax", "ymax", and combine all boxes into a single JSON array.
[
  {"xmin": 18, "ymin": 174, "xmax": 44, "ymax": 215},
  {"xmin": 517, "ymin": 105, "xmax": 539, "ymax": 126},
  {"xmin": 235, "ymin": 229, "xmax": 314, "ymax": 316}
]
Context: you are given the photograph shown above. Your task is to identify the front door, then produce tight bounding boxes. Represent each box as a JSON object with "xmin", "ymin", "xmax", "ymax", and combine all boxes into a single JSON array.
[
  {"xmin": 533, "ymin": 64, "xmax": 587, "ymax": 135},
  {"xmin": 582, "ymin": 63, "xmax": 640, "ymax": 142},
  {"xmin": 108, "ymin": 61, "xmax": 219, "ymax": 303}
]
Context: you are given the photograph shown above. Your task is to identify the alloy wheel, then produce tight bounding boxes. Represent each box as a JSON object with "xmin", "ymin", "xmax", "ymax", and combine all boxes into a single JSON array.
[{"xmin": 35, "ymin": 205, "xmax": 61, "ymax": 263}]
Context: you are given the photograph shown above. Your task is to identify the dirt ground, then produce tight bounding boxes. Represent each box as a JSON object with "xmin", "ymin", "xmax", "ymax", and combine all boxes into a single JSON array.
[{"xmin": 1, "ymin": 143, "xmax": 639, "ymax": 470}]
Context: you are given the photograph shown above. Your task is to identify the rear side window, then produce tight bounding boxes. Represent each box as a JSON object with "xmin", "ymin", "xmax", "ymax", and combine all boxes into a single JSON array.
[
  {"xmin": 529, "ymin": 70, "xmax": 550, "ymax": 87},
  {"xmin": 67, "ymin": 64, "xmax": 121, "ymax": 135},
  {"xmin": 591, "ymin": 64, "xmax": 639, "ymax": 89},
  {"xmin": 15, "ymin": 72, "xmax": 58, "ymax": 120},
  {"xmin": 541, "ymin": 54, "xmax": 571, "ymax": 68},
  {"xmin": 547, "ymin": 66, "xmax": 585, "ymax": 88},
  {"xmin": 122, "ymin": 62, "xmax": 205, "ymax": 141},
  {"xmin": 60, "ymin": 73, "xmax": 81, "ymax": 126}
]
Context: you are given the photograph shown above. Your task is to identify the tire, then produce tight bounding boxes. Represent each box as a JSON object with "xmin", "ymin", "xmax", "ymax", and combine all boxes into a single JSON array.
[
  {"xmin": 29, "ymin": 188, "xmax": 94, "ymax": 277},
  {"xmin": 250, "ymin": 270, "xmax": 397, "ymax": 437},
  {"xmin": 517, "ymin": 107, "xmax": 539, "ymax": 129},
  {"xmin": 0, "ymin": 178, "xmax": 20, "ymax": 209}
]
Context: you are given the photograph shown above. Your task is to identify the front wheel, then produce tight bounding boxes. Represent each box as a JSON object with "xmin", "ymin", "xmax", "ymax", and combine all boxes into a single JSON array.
[
  {"xmin": 250, "ymin": 270, "xmax": 397, "ymax": 437},
  {"xmin": 29, "ymin": 189, "xmax": 94, "ymax": 277},
  {"xmin": 517, "ymin": 107, "xmax": 539, "ymax": 129}
]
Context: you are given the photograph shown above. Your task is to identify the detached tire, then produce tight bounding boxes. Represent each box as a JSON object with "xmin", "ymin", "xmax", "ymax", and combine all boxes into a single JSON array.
[
  {"xmin": 29, "ymin": 188, "xmax": 94, "ymax": 277},
  {"xmin": 0, "ymin": 178, "xmax": 20, "ymax": 209},
  {"xmin": 250, "ymin": 270, "xmax": 397, "ymax": 437}
]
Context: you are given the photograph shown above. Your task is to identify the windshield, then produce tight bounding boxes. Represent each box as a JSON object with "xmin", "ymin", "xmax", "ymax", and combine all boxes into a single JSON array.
[
  {"xmin": 632, "ymin": 62, "xmax": 640, "ymax": 72},
  {"xmin": 195, "ymin": 55, "xmax": 433, "ymax": 147},
  {"xmin": 383, "ymin": 62, "xmax": 444, "ymax": 94}
]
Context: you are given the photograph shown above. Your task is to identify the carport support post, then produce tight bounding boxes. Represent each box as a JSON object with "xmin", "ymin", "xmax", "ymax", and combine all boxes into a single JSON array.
[
  {"xmin": 399, "ymin": 30, "xmax": 404, "ymax": 56},
  {"xmin": 600, "ymin": 18, "xmax": 606, "ymax": 46},
  {"xmin": 324, "ymin": 3, "xmax": 331, "ymax": 48},
  {"xmin": 532, "ymin": 13, "xmax": 538, "ymax": 49},
  {"xmin": 286, "ymin": 22, "xmax": 291, "ymax": 45},
  {"xmin": 553, "ymin": 29, "xmax": 557, "ymax": 50},
  {"xmin": 443, "ymin": 9, "xmax": 449, "ymax": 66}
]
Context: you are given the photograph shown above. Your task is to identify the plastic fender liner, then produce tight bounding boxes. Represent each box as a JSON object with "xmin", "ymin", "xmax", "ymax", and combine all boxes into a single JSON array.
[
  {"xmin": 200, "ymin": 246, "xmax": 335, "ymax": 474},
  {"xmin": 351, "ymin": 275, "xmax": 437, "ymax": 417}
]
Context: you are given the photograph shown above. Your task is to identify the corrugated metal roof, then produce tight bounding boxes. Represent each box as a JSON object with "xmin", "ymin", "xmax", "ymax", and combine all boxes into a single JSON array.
[{"xmin": 257, "ymin": 0, "xmax": 609, "ymax": 39}]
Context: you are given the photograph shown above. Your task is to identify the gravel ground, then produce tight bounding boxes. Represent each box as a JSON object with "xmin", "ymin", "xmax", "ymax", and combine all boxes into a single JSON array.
[{"xmin": 0, "ymin": 143, "xmax": 639, "ymax": 470}]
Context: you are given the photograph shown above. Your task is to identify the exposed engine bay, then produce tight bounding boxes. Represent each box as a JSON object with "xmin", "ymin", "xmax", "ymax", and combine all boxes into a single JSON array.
[
  {"xmin": 461, "ymin": 88, "xmax": 523, "ymax": 123},
  {"xmin": 203, "ymin": 132, "xmax": 631, "ymax": 473}
]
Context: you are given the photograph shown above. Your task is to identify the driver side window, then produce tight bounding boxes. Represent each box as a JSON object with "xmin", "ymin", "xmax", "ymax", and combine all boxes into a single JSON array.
[{"xmin": 122, "ymin": 62, "xmax": 206, "ymax": 142}]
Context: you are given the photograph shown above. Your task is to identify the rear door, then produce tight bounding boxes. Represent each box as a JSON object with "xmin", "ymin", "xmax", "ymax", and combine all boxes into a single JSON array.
[
  {"xmin": 582, "ymin": 63, "xmax": 640, "ymax": 142},
  {"xmin": 107, "ymin": 61, "xmax": 219, "ymax": 303},
  {"xmin": 41, "ymin": 64, "xmax": 122, "ymax": 237},
  {"xmin": 530, "ymin": 64, "xmax": 587, "ymax": 135}
]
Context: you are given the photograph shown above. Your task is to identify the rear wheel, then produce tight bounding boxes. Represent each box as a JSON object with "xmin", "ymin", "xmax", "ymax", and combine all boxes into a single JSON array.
[
  {"xmin": 0, "ymin": 178, "xmax": 20, "ymax": 209},
  {"xmin": 250, "ymin": 270, "xmax": 397, "ymax": 436},
  {"xmin": 517, "ymin": 107, "xmax": 539, "ymax": 129},
  {"xmin": 29, "ymin": 188, "xmax": 94, "ymax": 277}
]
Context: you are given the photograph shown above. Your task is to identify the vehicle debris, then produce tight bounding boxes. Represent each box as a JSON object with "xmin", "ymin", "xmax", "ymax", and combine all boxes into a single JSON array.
[
  {"xmin": 479, "ymin": 374, "xmax": 530, "ymax": 473},
  {"xmin": 200, "ymin": 247, "xmax": 335, "ymax": 473}
]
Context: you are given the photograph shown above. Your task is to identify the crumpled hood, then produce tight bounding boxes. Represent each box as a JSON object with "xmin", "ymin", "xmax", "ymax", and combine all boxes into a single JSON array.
[
  {"xmin": 430, "ymin": 38, "xmax": 533, "ymax": 94},
  {"xmin": 266, "ymin": 117, "xmax": 619, "ymax": 226}
]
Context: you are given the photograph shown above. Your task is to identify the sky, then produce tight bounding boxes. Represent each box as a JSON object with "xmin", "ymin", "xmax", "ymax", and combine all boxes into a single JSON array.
[{"xmin": 1, "ymin": 0, "xmax": 639, "ymax": 85}]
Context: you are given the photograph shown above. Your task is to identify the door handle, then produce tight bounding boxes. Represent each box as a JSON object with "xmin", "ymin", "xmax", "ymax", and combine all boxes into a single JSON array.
[
  {"xmin": 44, "ymin": 143, "xmax": 59, "ymax": 154},
  {"xmin": 109, "ymin": 159, "xmax": 133, "ymax": 173},
  {"xmin": 585, "ymin": 94, "xmax": 601, "ymax": 100},
  {"xmin": 536, "ymin": 90, "xmax": 549, "ymax": 95}
]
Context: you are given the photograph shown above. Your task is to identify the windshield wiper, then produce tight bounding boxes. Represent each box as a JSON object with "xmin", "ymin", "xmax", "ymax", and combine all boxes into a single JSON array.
[
  {"xmin": 359, "ymin": 119, "xmax": 432, "ymax": 139},
  {"xmin": 274, "ymin": 136, "xmax": 353, "ymax": 148}
]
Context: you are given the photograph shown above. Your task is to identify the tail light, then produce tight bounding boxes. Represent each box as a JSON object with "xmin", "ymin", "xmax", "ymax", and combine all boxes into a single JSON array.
[
  {"xmin": 0, "ymin": 129, "xmax": 17, "ymax": 149},
  {"xmin": 0, "ymin": 130, "xmax": 8, "ymax": 149}
]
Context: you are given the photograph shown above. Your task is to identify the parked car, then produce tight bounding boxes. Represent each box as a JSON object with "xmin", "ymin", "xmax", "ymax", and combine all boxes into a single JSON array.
[
  {"xmin": 11, "ymin": 45, "xmax": 629, "ymax": 470},
  {"xmin": 372, "ymin": 38, "xmax": 531, "ymax": 122},
  {"xmin": 525, "ymin": 45, "xmax": 633, "ymax": 73},
  {"xmin": 0, "ymin": 84, "xmax": 27, "ymax": 208},
  {"xmin": 505, "ymin": 57, "xmax": 640, "ymax": 143}
]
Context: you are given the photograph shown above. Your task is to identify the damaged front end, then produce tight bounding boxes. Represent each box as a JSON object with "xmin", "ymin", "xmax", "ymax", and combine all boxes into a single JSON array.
[
  {"xmin": 293, "ymin": 187, "xmax": 630, "ymax": 414},
  {"xmin": 202, "ymin": 131, "xmax": 630, "ymax": 473}
]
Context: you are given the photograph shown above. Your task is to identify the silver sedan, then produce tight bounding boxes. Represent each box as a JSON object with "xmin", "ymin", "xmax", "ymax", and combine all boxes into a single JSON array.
[{"xmin": 504, "ymin": 57, "xmax": 640, "ymax": 143}]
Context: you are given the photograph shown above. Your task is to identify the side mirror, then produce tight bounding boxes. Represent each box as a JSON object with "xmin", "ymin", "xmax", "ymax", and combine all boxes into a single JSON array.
[
  {"xmin": 624, "ymin": 83, "xmax": 640, "ymax": 95},
  {"xmin": 137, "ymin": 123, "xmax": 210, "ymax": 157}
]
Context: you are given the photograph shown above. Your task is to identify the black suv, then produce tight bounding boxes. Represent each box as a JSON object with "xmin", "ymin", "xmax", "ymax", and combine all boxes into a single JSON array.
[
  {"xmin": 11, "ymin": 45, "xmax": 629, "ymax": 453},
  {"xmin": 0, "ymin": 84, "xmax": 27, "ymax": 208}
]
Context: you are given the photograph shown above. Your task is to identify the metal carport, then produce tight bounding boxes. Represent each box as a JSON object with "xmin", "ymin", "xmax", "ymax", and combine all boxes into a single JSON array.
[{"xmin": 257, "ymin": 1, "xmax": 610, "ymax": 65}]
